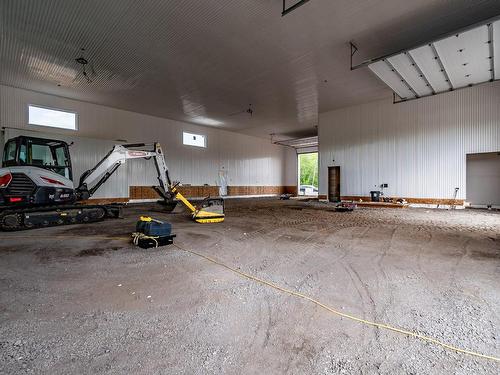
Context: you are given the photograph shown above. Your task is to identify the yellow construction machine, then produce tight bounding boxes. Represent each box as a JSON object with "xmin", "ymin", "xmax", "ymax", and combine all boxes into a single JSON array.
[{"xmin": 170, "ymin": 183, "xmax": 225, "ymax": 223}]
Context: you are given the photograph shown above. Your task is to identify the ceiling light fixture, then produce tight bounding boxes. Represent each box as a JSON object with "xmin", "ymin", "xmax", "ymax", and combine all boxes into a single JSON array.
[{"xmin": 351, "ymin": 16, "xmax": 499, "ymax": 103}]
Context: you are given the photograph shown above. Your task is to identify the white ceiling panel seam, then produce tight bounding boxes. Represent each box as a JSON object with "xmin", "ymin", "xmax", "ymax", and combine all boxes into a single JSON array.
[
  {"xmin": 368, "ymin": 60, "xmax": 416, "ymax": 100},
  {"xmin": 429, "ymin": 43, "xmax": 454, "ymax": 90},
  {"xmin": 408, "ymin": 45, "xmax": 450, "ymax": 93},
  {"xmin": 405, "ymin": 52, "xmax": 435, "ymax": 95},
  {"xmin": 387, "ymin": 53, "xmax": 431, "ymax": 97},
  {"xmin": 384, "ymin": 58, "xmax": 420, "ymax": 98}
]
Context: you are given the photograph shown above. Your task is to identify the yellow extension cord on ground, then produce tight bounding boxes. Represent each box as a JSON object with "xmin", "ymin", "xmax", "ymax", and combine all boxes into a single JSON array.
[
  {"xmin": 131, "ymin": 232, "xmax": 160, "ymax": 247},
  {"xmin": 172, "ymin": 244, "xmax": 500, "ymax": 363},
  {"xmin": 5, "ymin": 234, "xmax": 498, "ymax": 362}
]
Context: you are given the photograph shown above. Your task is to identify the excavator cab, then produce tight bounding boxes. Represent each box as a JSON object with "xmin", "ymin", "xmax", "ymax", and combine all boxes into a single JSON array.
[
  {"xmin": 2, "ymin": 136, "xmax": 73, "ymax": 180},
  {"xmin": 0, "ymin": 136, "xmax": 76, "ymax": 208}
]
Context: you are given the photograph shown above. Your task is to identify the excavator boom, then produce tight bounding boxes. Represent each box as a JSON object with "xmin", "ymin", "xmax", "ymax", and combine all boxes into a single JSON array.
[{"xmin": 76, "ymin": 142, "xmax": 173, "ymax": 203}]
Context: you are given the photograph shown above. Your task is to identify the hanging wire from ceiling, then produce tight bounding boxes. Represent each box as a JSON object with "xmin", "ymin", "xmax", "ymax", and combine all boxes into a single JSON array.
[{"xmin": 74, "ymin": 48, "xmax": 96, "ymax": 83}]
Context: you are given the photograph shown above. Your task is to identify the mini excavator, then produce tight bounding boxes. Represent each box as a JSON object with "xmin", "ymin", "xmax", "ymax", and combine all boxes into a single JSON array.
[{"xmin": 0, "ymin": 135, "xmax": 224, "ymax": 230}]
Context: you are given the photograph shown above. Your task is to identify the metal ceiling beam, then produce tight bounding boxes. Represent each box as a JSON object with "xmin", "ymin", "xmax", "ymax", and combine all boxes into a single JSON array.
[
  {"xmin": 429, "ymin": 43, "xmax": 454, "ymax": 90},
  {"xmin": 384, "ymin": 59, "xmax": 420, "ymax": 99},
  {"xmin": 273, "ymin": 136, "xmax": 318, "ymax": 149},
  {"xmin": 405, "ymin": 51, "xmax": 436, "ymax": 94},
  {"xmin": 488, "ymin": 22, "xmax": 495, "ymax": 81},
  {"xmin": 282, "ymin": 0, "xmax": 311, "ymax": 17}
]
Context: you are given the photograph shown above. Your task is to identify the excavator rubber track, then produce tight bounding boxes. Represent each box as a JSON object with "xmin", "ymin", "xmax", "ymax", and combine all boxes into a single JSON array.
[{"xmin": 0, "ymin": 204, "xmax": 123, "ymax": 231}]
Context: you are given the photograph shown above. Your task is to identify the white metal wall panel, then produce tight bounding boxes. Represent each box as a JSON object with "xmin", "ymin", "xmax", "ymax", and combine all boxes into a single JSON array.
[
  {"xmin": 0, "ymin": 84, "xmax": 291, "ymax": 198},
  {"xmin": 284, "ymin": 147, "xmax": 298, "ymax": 186},
  {"xmin": 318, "ymin": 82, "xmax": 500, "ymax": 200}
]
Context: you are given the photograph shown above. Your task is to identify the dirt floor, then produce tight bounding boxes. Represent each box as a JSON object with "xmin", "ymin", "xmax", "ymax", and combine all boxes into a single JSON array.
[{"xmin": 0, "ymin": 198, "xmax": 499, "ymax": 374}]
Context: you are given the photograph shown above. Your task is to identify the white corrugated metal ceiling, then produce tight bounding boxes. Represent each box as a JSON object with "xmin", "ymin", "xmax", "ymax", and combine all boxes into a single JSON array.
[{"xmin": 1, "ymin": 0, "xmax": 500, "ymax": 138}]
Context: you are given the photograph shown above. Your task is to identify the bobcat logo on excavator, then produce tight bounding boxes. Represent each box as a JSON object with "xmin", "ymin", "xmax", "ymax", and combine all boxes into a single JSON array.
[{"xmin": 128, "ymin": 151, "xmax": 148, "ymax": 157}]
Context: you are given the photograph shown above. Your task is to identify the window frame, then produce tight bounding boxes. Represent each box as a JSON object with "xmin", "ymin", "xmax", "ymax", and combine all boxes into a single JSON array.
[
  {"xmin": 27, "ymin": 104, "xmax": 78, "ymax": 131},
  {"xmin": 182, "ymin": 131, "xmax": 207, "ymax": 148}
]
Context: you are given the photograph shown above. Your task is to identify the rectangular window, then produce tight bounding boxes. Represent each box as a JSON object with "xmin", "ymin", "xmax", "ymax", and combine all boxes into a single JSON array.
[
  {"xmin": 3, "ymin": 140, "xmax": 17, "ymax": 164},
  {"xmin": 28, "ymin": 105, "xmax": 77, "ymax": 130},
  {"xmin": 183, "ymin": 131, "xmax": 206, "ymax": 148}
]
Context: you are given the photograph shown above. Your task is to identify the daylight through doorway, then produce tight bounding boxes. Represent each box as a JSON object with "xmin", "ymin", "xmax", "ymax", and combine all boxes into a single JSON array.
[{"xmin": 298, "ymin": 152, "xmax": 318, "ymax": 196}]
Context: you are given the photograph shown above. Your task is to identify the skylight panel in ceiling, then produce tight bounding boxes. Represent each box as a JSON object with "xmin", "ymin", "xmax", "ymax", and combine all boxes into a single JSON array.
[{"xmin": 361, "ymin": 16, "xmax": 498, "ymax": 102}]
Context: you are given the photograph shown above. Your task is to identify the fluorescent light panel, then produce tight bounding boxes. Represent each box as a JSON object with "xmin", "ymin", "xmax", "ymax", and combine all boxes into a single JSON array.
[{"xmin": 367, "ymin": 19, "xmax": 496, "ymax": 101}]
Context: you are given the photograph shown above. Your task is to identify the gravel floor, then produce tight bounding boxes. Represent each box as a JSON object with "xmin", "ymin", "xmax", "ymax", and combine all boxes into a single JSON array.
[{"xmin": 0, "ymin": 198, "xmax": 499, "ymax": 374}]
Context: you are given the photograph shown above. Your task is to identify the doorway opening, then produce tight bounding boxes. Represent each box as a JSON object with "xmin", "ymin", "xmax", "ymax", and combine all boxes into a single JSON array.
[
  {"xmin": 328, "ymin": 166, "xmax": 341, "ymax": 202},
  {"xmin": 466, "ymin": 152, "xmax": 500, "ymax": 208},
  {"xmin": 298, "ymin": 152, "xmax": 318, "ymax": 196}
]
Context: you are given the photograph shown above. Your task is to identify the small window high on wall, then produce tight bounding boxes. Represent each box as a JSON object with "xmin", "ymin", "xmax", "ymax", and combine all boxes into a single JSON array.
[
  {"xmin": 183, "ymin": 131, "xmax": 206, "ymax": 148},
  {"xmin": 28, "ymin": 105, "xmax": 78, "ymax": 130}
]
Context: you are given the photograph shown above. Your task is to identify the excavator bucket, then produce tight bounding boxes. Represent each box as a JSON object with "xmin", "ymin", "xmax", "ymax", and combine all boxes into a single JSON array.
[
  {"xmin": 156, "ymin": 198, "xmax": 178, "ymax": 212},
  {"xmin": 193, "ymin": 198, "xmax": 225, "ymax": 223}
]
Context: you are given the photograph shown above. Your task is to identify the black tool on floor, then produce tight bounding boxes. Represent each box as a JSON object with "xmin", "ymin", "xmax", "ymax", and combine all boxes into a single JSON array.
[
  {"xmin": 132, "ymin": 216, "xmax": 176, "ymax": 249},
  {"xmin": 334, "ymin": 202, "xmax": 356, "ymax": 212}
]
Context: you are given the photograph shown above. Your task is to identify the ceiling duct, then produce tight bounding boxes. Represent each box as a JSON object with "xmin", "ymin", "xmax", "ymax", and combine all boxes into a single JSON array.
[{"xmin": 352, "ymin": 16, "xmax": 499, "ymax": 103}]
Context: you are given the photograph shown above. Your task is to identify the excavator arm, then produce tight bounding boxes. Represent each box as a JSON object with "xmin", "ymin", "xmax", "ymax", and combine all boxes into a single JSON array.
[
  {"xmin": 75, "ymin": 141, "xmax": 224, "ymax": 222},
  {"xmin": 76, "ymin": 143, "xmax": 173, "ymax": 202}
]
